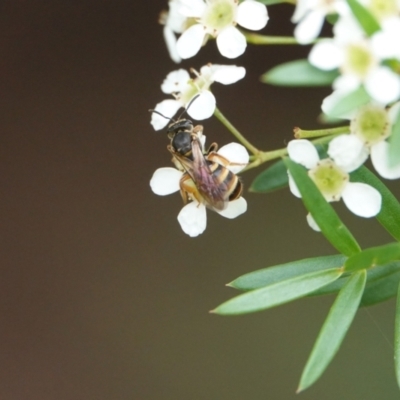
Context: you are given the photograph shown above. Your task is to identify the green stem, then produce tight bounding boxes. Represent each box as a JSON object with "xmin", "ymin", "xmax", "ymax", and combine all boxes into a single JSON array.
[
  {"xmin": 243, "ymin": 134, "xmax": 341, "ymax": 172},
  {"xmin": 242, "ymin": 32, "xmax": 329, "ymax": 45},
  {"xmin": 294, "ymin": 125, "xmax": 350, "ymax": 139},
  {"xmin": 213, "ymin": 107, "xmax": 260, "ymax": 155}
]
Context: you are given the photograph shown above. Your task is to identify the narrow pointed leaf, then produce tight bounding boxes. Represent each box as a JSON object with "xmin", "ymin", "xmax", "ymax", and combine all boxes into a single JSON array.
[
  {"xmin": 261, "ymin": 59, "xmax": 339, "ymax": 87},
  {"xmin": 230, "ymin": 254, "xmax": 346, "ymax": 290},
  {"xmin": 298, "ymin": 270, "xmax": 366, "ymax": 392},
  {"xmin": 346, "ymin": 0, "xmax": 381, "ymax": 36},
  {"xmin": 285, "ymin": 158, "xmax": 361, "ymax": 256},
  {"xmin": 312, "ymin": 261, "xmax": 400, "ymax": 297},
  {"xmin": 213, "ymin": 269, "xmax": 342, "ymax": 315},
  {"xmin": 327, "ymin": 86, "xmax": 371, "ymax": 118},
  {"xmin": 389, "ymin": 106, "xmax": 400, "ymax": 167},
  {"xmin": 361, "ymin": 270, "xmax": 400, "ymax": 306},
  {"xmin": 345, "ymin": 242, "xmax": 400, "ymax": 271},
  {"xmin": 250, "ymin": 159, "xmax": 288, "ymax": 193},
  {"xmin": 395, "ymin": 283, "xmax": 400, "ymax": 388},
  {"xmin": 351, "ymin": 166, "xmax": 400, "ymax": 241}
]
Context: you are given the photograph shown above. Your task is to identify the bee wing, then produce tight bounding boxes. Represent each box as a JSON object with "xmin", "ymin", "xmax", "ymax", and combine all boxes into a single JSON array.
[{"xmin": 189, "ymin": 137, "xmax": 228, "ymax": 211}]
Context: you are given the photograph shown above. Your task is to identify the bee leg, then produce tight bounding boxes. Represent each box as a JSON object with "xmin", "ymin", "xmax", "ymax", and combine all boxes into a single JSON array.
[
  {"xmin": 206, "ymin": 152, "xmax": 246, "ymax": 169},
  {"xmin": 205, "ymin": 142, "xmax": 218, "ymax": 154},
  {"xmin": 179, "ymin": 174, "xmax": 203, "ymax": 206},
  {"xmin": 192, "ymin": 125, "xmax": 204, "ymax": 135}
]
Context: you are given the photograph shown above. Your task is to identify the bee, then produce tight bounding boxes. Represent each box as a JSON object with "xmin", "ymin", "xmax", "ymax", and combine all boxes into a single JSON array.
[{"xmin": 165, "ymin": 118, "xmax": 243, "ymax": 212}]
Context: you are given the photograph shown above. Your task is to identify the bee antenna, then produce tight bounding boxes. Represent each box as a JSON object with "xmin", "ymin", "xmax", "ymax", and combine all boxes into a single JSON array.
[
  {"xmin": 177, "ymin": 94, "xmax": 200, "ymax": 120},
  {"xmin": 148, "ymin": 109, "xmax": 175, "ymax": 122}
]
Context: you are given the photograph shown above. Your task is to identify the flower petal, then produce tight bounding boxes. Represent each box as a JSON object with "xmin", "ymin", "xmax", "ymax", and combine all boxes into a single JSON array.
[
  {"xmin": 342, "ymin": 182, "xmax": 381, "ymax": 217},
  {"xmin": 150, "ymin": 99, "xmax": 182, "ymax": 130},
  {"xmin": 177, "ymin": 24, "xmax": 207, "ymax": 59},
  {"xmin": 309, "ymin": 40, "xmax": 343, "ymax": 70},
  {"xmin": 178, "ymin": 0, "xmax": 206, "ymax": 18},
  {"xmin": 161, "ymin": 69, "xmax": 190, "ymax": 94},
  {"xmin": 236, "ymin": 0, "xmax": 269, "ymax": 31},
  {"xmin": 365, "ymin": 66, "xmax": 400, "ymax": 105},
  {"xmin": 371, "ymin": 141, "xmax": 400, "ymax": 179},
  {"xmin": 202, "ymin": 64, "xmax": 246, "ymax": 85},
  {"xmin": 294, "ymin": 10, "xmax": 325, "ymax": 45},
  {"xmin": 288, "ymin": 171, "xmax": 301, "ymax": 198},
  {"xmin": 150, "ymin": 167, "xmax": 182, "ymax": 195},
  {"xmin": 328, "ymin": 134, "xmax": 369, "ymax": 172},
  {"xmin": 216, "ymin": 26, "xmax": 246, "ymax": 59},
  {"xmin": 177, "ymin": 202, "xmax": 207, "ymax": 237},
  {"xmin": 186, "ymin": 91, "xmax": 216, "ymax": 120},
  {"xmin": 287, "ymin": 139, "xmax": 319, "ymax": 169},
  {"xmin": 217, "ymin": 197, "xmax": 247, "ymax": 219},
  {"xmin": 163, "ymin": 27, "xmax": 181, "ymax": 63},
  {"xmin": 306, "ymin": 213, "xmax": 321, "ymax": 232},
  {"xmin": 217, "ymin": 142, "xmax": 249, "ymax": 173}
]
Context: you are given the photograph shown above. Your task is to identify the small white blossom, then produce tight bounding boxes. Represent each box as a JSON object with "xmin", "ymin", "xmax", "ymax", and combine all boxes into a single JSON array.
[
  {"xmin": 287, "ymin": 139, "xmax": 382, "ymax": 224},
  {"xmin": 310, "ymin": 15, "xmax": 400, "ymax": 106},
  {"xmin": 151, "ymin": 64, "xmax": 246, "ymax": 130},
  {"xmin": 176, "ymin": 0, "xmax": 269, "ymax": 59},
  {"xmin": 292, "ymin": 0, "xmax": 349, "ymax": 44},
  {"xmin": 150, "ymin": 139, "xmax": 249, "ymax": 237},
  {"xmin": 160, "ymin": 0, "xmax": 190, "ymax": 63},
  {"xmin": 328, "ymin": 103, "xmax": 400, "ymax": 179}
]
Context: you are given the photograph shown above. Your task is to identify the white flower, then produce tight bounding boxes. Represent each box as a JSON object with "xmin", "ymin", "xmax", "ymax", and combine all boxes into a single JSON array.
[
  {"xmin": 288, "ymin": 139, "xmax": 382, "ymax": 223},
  {"xmin": 150, "ymin": 64, "xmax": 246, "ymax": 130},
  {"xmin": 371, "ymin": 16, "xmax": 400, "ymax": 61},
  {"xmin": 176, "ymin": 0, "xmax": 269, "ymax": 59},
  {"xmin": 292, "ymin": 0, "xmax": 349, "ymax": 44},
  {"xmin": 328, "ymin": 103, "xmax": 400, "ymax": 179},
  {"xmin": 309, "ymin": 15, "xmax": 400, "ymax": 105},
  {"xmin": 160, "ymin": 0, "xmax": 190, "ymax": 63},
  {"xmin": 150, "ymin": 139, "xmax": 249, "ymax": 237}
]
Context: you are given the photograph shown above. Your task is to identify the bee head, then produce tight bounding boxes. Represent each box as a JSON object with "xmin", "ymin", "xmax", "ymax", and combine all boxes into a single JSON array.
[{"xmin": 166, "ymin": 119, "xmax": 193, "ymax": 136}]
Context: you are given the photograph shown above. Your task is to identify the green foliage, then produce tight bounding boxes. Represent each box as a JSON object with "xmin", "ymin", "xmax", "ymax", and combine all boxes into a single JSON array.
[
  {"xmin": 389, "ymin": 107, "xmax": 400, "ymax": 167},
  {"xmin": 212, "ymin": 269, "xmax": 342, "ymax": 315},
  {"xmin": 351, "ymin": 166, "xmax": 400, "ymax": 241},
  {"xmin": 326, "ymin": 86, "xmax": 371, "ymax": 118},
  {"xmin": 346, "ymin": 0, "xmax": 381, "ymax": 36},
  {"xmin": 250, "ymin": 160, "xmax": 288, "ymax": 193},
  {"xmin": 395, "ymin": 283, "xmax": 400, "ymax": 387},
  {"xmin": 345, "ymin": 243, "xmax": 400, "ymax": 272},
  {"xmin": 261, "ymin": 59, "xmax": 339, "ymax": 87},
  {"xmin": 284, "ymin": 158, "xmax": 361, "ymax": 256},
  {"xmin": 298, "ymin": 270, "xmax": 366, "ymax": 392},
  {"xmin": 229, "ymin": 254, "xmax": 346, "ymax": 290}
]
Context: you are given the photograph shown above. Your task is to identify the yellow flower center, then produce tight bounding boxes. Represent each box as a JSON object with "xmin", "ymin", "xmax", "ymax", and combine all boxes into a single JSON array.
[
  {"xmin": 202, "ymin": 0, "xmax": 237, "ymax": 34},
  {"xmin": 343, "ymin": 43, "xmax": 375, "ymax": 78},
  {"xmin": 351, "ymin": 105, "xmax": 390, "ymax": 146},
  {"xmin": 308, "ymin": 159, "xmax": 349, "ymax": 202}
]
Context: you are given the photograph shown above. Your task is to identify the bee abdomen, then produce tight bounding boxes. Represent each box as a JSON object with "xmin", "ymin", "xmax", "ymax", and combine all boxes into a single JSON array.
[{"xmin": 210, "ymin": 162, "xmax": 242, "ymax": 201}]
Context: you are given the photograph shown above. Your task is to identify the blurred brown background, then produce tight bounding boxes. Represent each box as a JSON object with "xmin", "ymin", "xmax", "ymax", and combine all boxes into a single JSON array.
[{"xmin": 0, "ymin": 1, "xmax": 399, "ymax": 399}]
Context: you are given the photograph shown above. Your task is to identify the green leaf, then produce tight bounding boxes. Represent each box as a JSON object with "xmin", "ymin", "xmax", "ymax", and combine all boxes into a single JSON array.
[
  {"xmin": 345, "ymin": 242, "xmax": 400, "ymax": 272},
  {"xmin": 212, "ymin": 269, "xmax": 342, "ymax": 315},
  {"xmin": 285, "ymin": 158, "xmax": 361, "ymax": 256},
  {"xmin": 361, "ymin": 269, "xmax": 400, "ymax": 306},
  {"xmin": 312, "ymin": 261, "xmax": 400, "ymax": 297},
  {"xmin": 395, "ymin": 282, "xmax": 400, "ymax": 388},
  {"xmin": 250, "ymin": 159, "xmax": 288, "ymax": 193},
  {"xmin": 351, "ymin": 166, "xmax": 400, "ymax": 241},
  {"xmin": 298, "ymin": 270, "xmax": 366, "ymax": 392},
  {"xmin": 346, "ymin": 0, "xmax": 381, "ymax": 36},
  {"xmin": 389, "ymin": 106, "xmax": 400, "ymax": 167},
  {"xmin": 326, "ymin": 86, "xmax": 371, "ymax": 118},
  {"xmin": 229, "ymin": 254, "xmax": 346, "ymax": 291},
  {"xmin": 261, "ymin": 59, "xmax": 339, "ymax": 87}
]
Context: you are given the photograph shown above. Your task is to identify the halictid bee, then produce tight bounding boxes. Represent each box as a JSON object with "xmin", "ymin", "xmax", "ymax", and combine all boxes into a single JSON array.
[{"xmin": 150, "ymin": 101, "xmax": 244, "ymax": 212}]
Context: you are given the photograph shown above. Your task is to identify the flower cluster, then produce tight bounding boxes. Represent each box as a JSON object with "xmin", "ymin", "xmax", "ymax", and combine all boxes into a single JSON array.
[
  {"xmin": 161, "ymin": 0, "xmax": 269, "ymax": 61},
  {"xmin": 150, "ymin": 132, "xmax": 249, "ymax": 237},
  {"xmin": 151, "ymin": 64, "xmax": 246, "ymax": 131}
]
